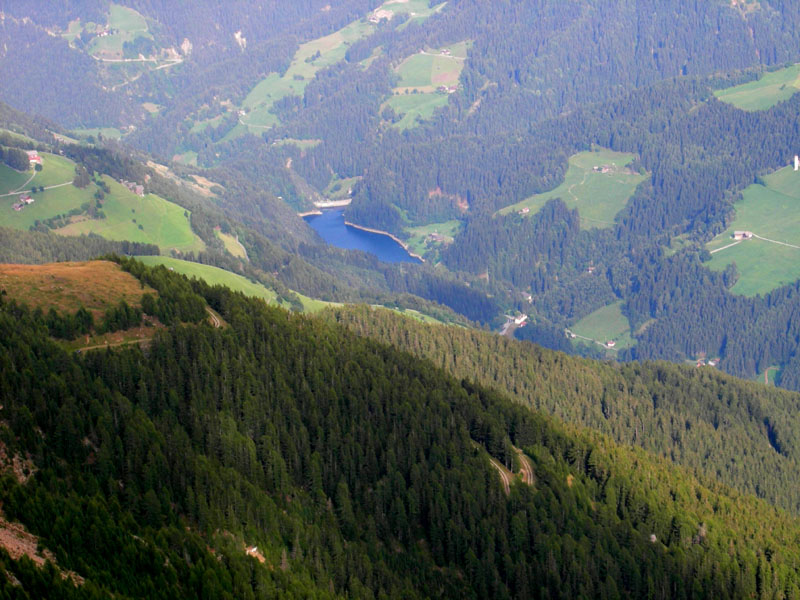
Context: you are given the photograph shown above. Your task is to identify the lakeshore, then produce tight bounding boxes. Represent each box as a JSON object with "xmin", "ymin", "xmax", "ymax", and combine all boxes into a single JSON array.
[{"xmin": 302, "ymin": 209, "xmax": 423, "ymax": 264}]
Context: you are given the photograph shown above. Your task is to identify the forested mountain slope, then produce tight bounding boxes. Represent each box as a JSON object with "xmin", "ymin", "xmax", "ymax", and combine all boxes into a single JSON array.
[
  {"xmin": 327, "ymin": 305, "xmax": 800, "ymax": 514},
  {"xmin": 3, "ymin": 259, "xmax": 800, "ymax": 597}
]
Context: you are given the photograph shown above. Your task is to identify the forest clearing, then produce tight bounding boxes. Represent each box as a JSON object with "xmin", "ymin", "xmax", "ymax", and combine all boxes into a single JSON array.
[
  {"xmin": 707, "ymin": 166, "xmax": 800, "ymax": 295},
  {"xmin": 498, "ymin": 148, "xmax": 647, "ymax": 229},
  {"xmin": 715, "ymin": 62, "xmax": 800, "ymax": 111}
]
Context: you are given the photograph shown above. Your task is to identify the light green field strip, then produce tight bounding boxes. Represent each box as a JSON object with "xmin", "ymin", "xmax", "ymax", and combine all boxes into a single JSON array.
[
  {"xmin": 715, "ymin": 63, "xmax": 800, "ymax": 111},
  {"xmin": 707, "ymin": 167, "xmax": 800, "ymax": 296},
  {"xmin": 216, "ymin": 230, "xmax": 248, "ymax": 260},
  {"xmin": 133, "ymin": 256, "xmax": 333, "ymax": 313},
  {"xmin": 498, "ymin": 149, "xmax": 647, "ymax": 229},
  {"xmin": 405, "ymin": 220, "xmax": 461, "ymax": 256},
  {"xmin": 0, "ymin": 164, "xmax": 33, "ymax": 195},
  {"xmin": 57, "ymin": 178, "xmax": 205, "ymax": 254},
  {"xmin": 135, "ymin": 256, "xmax": 280, "ymax": 304},
  {"xmin": 570, "ymin": 300, "xmax": 635, "ymax": 351},
  {"xmin": 384, "ymin": 93, "xmax": 450, "ymax": 129},
  {"xmin": 383, "ymin": 41, "xmax": 467, "ymax": 129},
  {"xmin": 86, "ymin": 4, "xmax": 153, "ymax": 58},
  {"xmin": 238, "ymin": 0, "xmax": 448, "ymax": 132}
]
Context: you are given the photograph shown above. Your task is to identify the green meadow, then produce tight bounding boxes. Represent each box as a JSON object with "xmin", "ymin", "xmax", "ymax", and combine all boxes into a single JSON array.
[
  {"xmin": 405, "ymin": 220, "xmax": 461, "ymax": 256},
  {"xmin": 0, "ymin": 151, "xmax": 76, "ymax": 196},
  {"xmin": 133, "ymin": 256, "xmax": 332, "ymax": 313},
  {"xmin": 216, "ymin": 230, "xmax": 248, "ymax": 260},
  {"xmin": 86, "ymin": 4, "xmax": 152, "ymax": 59},
  {"xmin": 384, "ymin": 93, "xmax": 450, "ymax": 129},
  {"xmin": 715, "ymin": 63, "xmax": 800, "ymax": 111},
  {"xmin": 240, "ymin": 19, "xmax": 373, "ymax": 130},
  {"xmin": 498, "ymin": 148, "xmax": 647, "ymax": 229},
  {"xmin": 323, "ymin": 175, "xmax": 361, "ymax": 200},
  {"xmin": 383, "ymin": 41, "xmax": 468, "ymax": 129},
  {"xmin": 1, "ymin": 185, "xmax": 90, "ymax": 230},
  {"xmin": 570, "ymin": 300, "xmax": 635, "ymax": 351},
  {"xmin": 134, "ymin": 256, "xmax": 280, "ymax": 304},
  {"xmin": 707, "ymin": 166, "xmax": 800, "ymax": 296},
  {"xmin": 0, "ymin": 164, "xmax": 33, "ymax": 195},
  {"xmin": 70, "ymin": 127, "xmax": 125, "ymax": 141},
  {"xmin": 238, "ymin": 0, "xmax": 447, "ymax": 132},
  {"xmin": 57, "ymin": 178, "xmax": 205, "ymax": 254}
]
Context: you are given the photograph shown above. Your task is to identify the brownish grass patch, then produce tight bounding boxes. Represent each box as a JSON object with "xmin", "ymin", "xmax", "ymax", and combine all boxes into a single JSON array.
[{"xmin": 0, "ymin": 261, "xmax": 156, "ymax": 318}]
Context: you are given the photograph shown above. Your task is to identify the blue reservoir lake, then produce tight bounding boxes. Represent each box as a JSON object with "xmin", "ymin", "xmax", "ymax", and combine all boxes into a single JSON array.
[{"xmin": 304, "ymin": 210, "xmax": 421, "ymax": 264}]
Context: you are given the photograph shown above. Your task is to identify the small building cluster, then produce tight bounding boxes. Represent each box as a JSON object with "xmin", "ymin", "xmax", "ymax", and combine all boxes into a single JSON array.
[
  {"xmin": 121, "ymin": 180, "xmax": 145, "ymax": 197},
  {"xmin": 794, "ymin": 155, "xmax": 799, "ymax": 171},
  {"xmin": 593, "ymin": 165, "xmax": 613, "ymax": 174},
  {"xmin": 440, "ymin": 48, "xmax": 451, "ymax": 56},
  {"xmin": 25, "ymin": 150, "xmax": 42, "ymax": 166},
  {"xmin": 12, "ymin": 194, "xmax": 34, "ymax": 212},
  {"xmin": 518, "ymin": 207, "xmax": 530, "ymax": 215},
  {"xmin": 732, "ymin": 230, "xmax": 753, "ymax": 241},
  {"xmin": 437, "ymin": 85, "xmax": 459, "ymax": 94}
]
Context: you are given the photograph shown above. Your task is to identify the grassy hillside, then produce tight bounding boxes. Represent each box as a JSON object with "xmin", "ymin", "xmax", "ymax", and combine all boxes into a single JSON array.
[
  {"xmin": 715, "ymin": 63, "xmax": 800, "ymax": 111},
  {"xmin": 498, "ymin": 148, "xmax": 647, "ymax": 228},
  {"xmin": 707, "ymin": 166, "xmax": 800, "ymax": 296},
  {"xmin": 569, "ymin": 300, "xmax": 635, "ymax": 352},
  {"xmin": 237, "ymin": 0, "xmax": 447, "ymax": 133},
  {"xmin": 383, "ymin": 42, "xmax": 468, "ymax": 129},
  {"xmin": 0, "ymin": 153, "xmax": 203, "ymax": 254},
  {"xmin": 135, "ymin": 255, "xmax": 280, "ymax": 303},
  {"xmin": 0, "ymin": 260, "xmax": 154, "ymax": 318},
  {"xmin": 56, "ymin": 177, "xmax": 205, "ymax": 254}
]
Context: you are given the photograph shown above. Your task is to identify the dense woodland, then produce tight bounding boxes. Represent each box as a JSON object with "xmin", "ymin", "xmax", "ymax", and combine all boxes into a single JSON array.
[
  {"xmin": 5, "ymin": 1, "xmax": 800, "ymax": 384},
  {"xmin": 3, "ymin": 260, "xmax": 800, "ymax": 597},
  {"xmin": 327, "ymin": 305, "xmax": 800, "ymax": 514}
]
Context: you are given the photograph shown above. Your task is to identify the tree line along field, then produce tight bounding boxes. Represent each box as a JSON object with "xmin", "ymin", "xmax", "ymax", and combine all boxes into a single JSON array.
[
  {"xmin": 62, "ymin": 3, "xmax": 152, "ymax": 60},
  {"xmin": 133, "ymin": 256, "xmax": 332, "ymax": 313},
  {"xmin": 383, "ymin": 41, "xmax": 469, "ymax": 129},
  {"xmin": 706, "ymin": 166, "xmax": 800, "ymax": 296},
  {"xmin": 498, "ymin": 148, "xmax": 647, "ymax": 228},
  {"xmin": 0, "ymin": 153, "xmax": 204, "ymax": 254},
  {"xmin": 569, "ymin": 300, "xmax": 636, "ymax": 353},
  {"xmin": 0, "ymin": 260, "xmax": 155, "ymax": 319},
  {"xmin": 714, "ymin": 63, "xmax": 800, "ymax": 111},
  {"xmin": 233, "ymin": 1, "xmax": 449, "ymax": 134}
]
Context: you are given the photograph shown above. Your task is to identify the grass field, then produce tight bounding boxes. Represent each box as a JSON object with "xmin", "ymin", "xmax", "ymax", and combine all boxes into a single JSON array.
[
  {"xmin": 383, "ymin": 41, "xmax": 467, "ymax": 129},
  {"xmin": 405, "ymin": 220, "xmax": 461, "ymax": 256},
  {"xmin": 240, "ymin": 19, "xmax": 373, "ymax": 130},
  {"xmin": 134, "ymin": 256, "xmax": 280, "ymax": 304},
  {"xmin": 570, "ymin": 300, "xmax": 635, "ymax": 351},
  {"xmin": 715, "ymin": 63, "xmax": 800, "ymax": 111},
  {"xmin": 216, "ymin": 230, "xmax": 248, "ymax": 260},
  {"xmin": 69, "ymin": 127, "xmax": 124, "ymax": 141},
  {"xmin": 238, "ymin": 0, "xmax": 446, "ymax": 132},
  {"xmin": 57, "ymin": 178, "xmax": 205, "ymax": 254},
  {"xmin": 0, "ymin": 152, "xmax": 76, "ymax": 196},
  {"xmin": 0, "ymin": 261, "xmax": 155, "ymax": 318},
  {"xmin": 498, "ymin": 148, "xmax": 647, "ymax": 229},
  {"xmin": 384, "ymin": 93, "xmax": 450, "ymax": 129},
  {"xmin": 323, "ymin": 175, "xmax": 361, "ymax": 200},
  {"xmin": 86, "ymin": 4, "xmax": 152, "ymax": 59},
  {"xmin": 172, "ymin": 151, "xmax": 199, "ymax": 166},
  {"xmin": 0, "ymin": 164, "xmax": 32, "ymax": 195},
  {"xmin": 706, "ymin": 166, "xmax": 800, "ymax": 296},
  {"xmin": 133, "ymin": 256, "xmax": 332, "ymax": 313}
]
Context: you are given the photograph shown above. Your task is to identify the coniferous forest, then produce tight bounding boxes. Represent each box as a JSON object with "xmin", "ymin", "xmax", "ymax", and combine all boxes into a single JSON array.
[
  {"xmin": 1, "ymin": 259, "xmax": 800, "ymax": 598},
  {"xmin": 4, "ymin": 1, "xmax": 800, "ymax": 596}
]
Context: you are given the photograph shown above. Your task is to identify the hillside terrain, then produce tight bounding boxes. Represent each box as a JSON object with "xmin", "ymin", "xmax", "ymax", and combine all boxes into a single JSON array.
[
  {"xmin": 4, "ymin": 5, "xmax": 800, "ymax": 594},
  {"xmin": 2, "ymin": 260, "xmax": 800, "ymax": 597}
]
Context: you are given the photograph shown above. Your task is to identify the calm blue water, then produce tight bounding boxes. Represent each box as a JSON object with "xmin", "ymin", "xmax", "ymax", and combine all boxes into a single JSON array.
[{"xmin": 304, "ymin": 210, "xmax": 421, "ymax": 264}]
